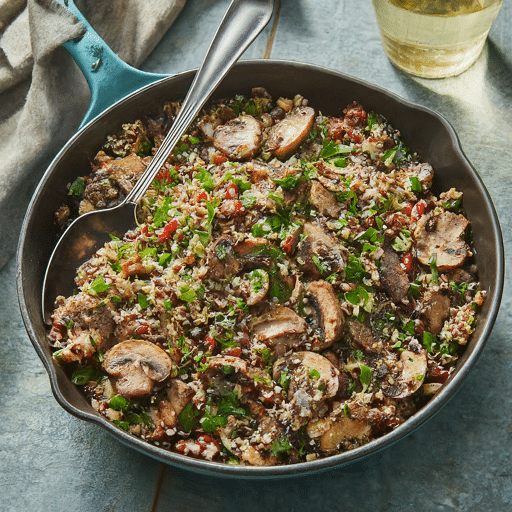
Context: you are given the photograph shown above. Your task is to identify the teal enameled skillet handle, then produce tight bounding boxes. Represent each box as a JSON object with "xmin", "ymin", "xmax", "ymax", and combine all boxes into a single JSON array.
[{"xmin": 62, "ymin": 0, "xmax": 169, "ymax": 129}]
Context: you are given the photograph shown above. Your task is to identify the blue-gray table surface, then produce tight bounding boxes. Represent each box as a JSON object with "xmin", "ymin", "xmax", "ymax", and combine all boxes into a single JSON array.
[{"xmin": 2, "ymin": 1, "xmax": 512, "ymax": 510}]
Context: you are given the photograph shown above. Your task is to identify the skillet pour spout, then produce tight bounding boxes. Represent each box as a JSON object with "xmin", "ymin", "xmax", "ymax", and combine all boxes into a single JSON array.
[{"xmin": 17, "ymin": 60, "xmax": 504, "ymax": 478}]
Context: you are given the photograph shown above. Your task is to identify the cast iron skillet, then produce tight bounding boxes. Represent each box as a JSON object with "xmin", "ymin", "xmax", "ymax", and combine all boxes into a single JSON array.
[{"xmin": 17, "ymin": 3, "xmax": 504, "ymax": 478}]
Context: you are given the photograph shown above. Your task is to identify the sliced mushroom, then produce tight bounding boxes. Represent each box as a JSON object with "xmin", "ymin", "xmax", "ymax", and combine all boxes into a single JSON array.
[
  {"xmin": 413, "ymin": 211, "xmax": 470, "ymax": 271},
  {"xmin": 273, "ymin": 351, "xmax": 339, "ymax": 429},
  {"xmin": 251, "ymin": 305, "xmax": 308, "ymax": 353},
  {"xmin": 213, "ymin": 115, "xmax": 263, "ymax": 161},
  {"xmin": 208, "ymin": 355, "xmax": 248, "ymax": 373},
  {"xmin": 108, "ymin": 153, "xmax": 146, "ymax": 194},
  {"xmin": 297, "ymin": 223, "xmax": 348, "ymax": 278},
  {"xmin": 421, "ymin": 289, "xmax": 451, "ymax": 335},
  {"xmin": 309, "ymin": 180, "xmax": 344, "ymax": 218},
  {"xmin": 156, "ymin": 379, "xmax": 194, "ymax": 428},
  {"xmin": 348, "ymin": 317, "xmax": 381, "ymax": 353},
  {"xmin": 266, "ymin": 106, "xmax": 315, "ymax": 158},
  {"xmin": 103, "ymin": 340, "xmax": 173, "ymax": 399},
  {"xmin": 310, "ymin": 415, "xmax": 371, "ymax": 454},
  {"xmin": 379, "ymin": 246, "xmax": 410, "ymax": 302},
  {"xmin": 382, "ymin": 349, "xmax": 427, "ymax": 399},
  {"xmin": 206, "ymin": 235, "xmax": 242, "ymax": 280},
  {"xmin": 240, "ymin": 269, "xmax": 270, "ymax": 305},
  {"xmin": 306, "ymin": 280, "xmax": 344, "ymax": 350}
]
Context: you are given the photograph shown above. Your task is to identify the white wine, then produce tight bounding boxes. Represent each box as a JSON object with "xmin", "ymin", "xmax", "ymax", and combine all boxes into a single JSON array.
[{"xmin": 372, "ymin": 0, "xmax": 503, "ymax": 78}]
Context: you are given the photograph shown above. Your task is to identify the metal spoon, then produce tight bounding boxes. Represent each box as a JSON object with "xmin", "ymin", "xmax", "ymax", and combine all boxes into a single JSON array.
[{"xmin": 42, "ymin": 0, "xmax": 275, "ymax": 322}]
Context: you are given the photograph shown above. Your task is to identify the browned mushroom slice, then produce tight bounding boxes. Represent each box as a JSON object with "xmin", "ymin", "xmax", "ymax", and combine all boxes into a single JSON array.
[
  {"xmin": 379, "ymin": 246, "xmax": 410, "ymax": 302},
  {"xmin": 382, "ymin": 349, "xmax": 427, "ymax": 399},
  {"xmin": 297, "ymin": 222, "xmax": 348, "ymax": 278},
  {"xmin": 273, "ymin": 351, "xmax": 339, "ymax": 429},
  {"xmin": 206, "ymin": 235, "xmax": 242, "ymax": 280},
  {"xmin": 413, "ymin": 211, "xmax": 470, "ymax": 271},
  {"xmin": 309, "ymin": 180, "xmax": 344, "ymax": 218},
  {"xmin": 208, "ymin": 355, "xmax": 248, "ymax": 374},
  {"xmin": 348, "ymin": 318, "xmax": 380, "ymax": 353},
  {"xmin": 266, "ymin": 106, "xmax": 315, "ymax": 158},
  {"xmin": 157, "ymin": 379, "xmax": 194, "ymax": 428},
  {"xmin": 251, "ymin": 305, "xmax": 308, "ymax": 352},
  {"xmin": 241, "ymin": 269, "xmax": 270, "ymax": 306},
  {"xmin": 308, "ymin": 415, "xmax": 371, "ymax": 454},
  {"xmin": 213, "ymin": 115, "xmax": 263, "ymax": 161},
  {"xmin": 420, "ymin": 290, "xmax": 451, "ymax": 335},
  {"xmin": 306, "ymin": 281, "xmax": 344, "ymax": 350},
  {"xmin": 103, "ymin": 340, "xmax": 173, "ymax": 399},
  {"xmin": 108, "ymin": 153, "xmax": 146, "ymax": 194}
]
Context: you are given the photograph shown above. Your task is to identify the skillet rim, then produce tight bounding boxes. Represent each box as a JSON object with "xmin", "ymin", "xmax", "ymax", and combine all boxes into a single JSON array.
[{"xmin": 16, "ymin": 59, "xmax": 505, "ymax": 478}]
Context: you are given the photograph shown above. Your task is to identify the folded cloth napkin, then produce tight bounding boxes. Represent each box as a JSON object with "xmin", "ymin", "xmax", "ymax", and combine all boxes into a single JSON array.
[{"xmin": 0, "ymin": 0, "xmax": 185, "ymax": 269}]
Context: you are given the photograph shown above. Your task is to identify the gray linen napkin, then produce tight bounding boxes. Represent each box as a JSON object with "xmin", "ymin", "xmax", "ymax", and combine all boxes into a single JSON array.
[{"xmin": 0, "ymin": 0, "xmax": 185, "ymax": 269}]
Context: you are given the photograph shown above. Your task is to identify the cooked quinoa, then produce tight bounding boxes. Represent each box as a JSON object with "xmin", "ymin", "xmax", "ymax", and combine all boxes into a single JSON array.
[{"xmin": 48, "ymin": 88, "xmax": 485, "ymax": 466}]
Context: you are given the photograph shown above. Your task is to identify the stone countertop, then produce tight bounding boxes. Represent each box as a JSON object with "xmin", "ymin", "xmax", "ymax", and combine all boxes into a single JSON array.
[{"xmin": 2, "ymin": 1, "xmax": 511, "ymax": 510}]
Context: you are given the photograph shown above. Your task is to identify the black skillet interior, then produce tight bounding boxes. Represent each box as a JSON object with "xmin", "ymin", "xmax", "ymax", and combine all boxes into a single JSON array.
[{"xmin": 17, "ymin": 60, "xmax": 504, "ymax": 477}]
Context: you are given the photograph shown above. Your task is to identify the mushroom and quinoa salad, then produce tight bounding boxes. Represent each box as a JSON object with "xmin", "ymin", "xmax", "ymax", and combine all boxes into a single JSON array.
[{"xmin": 48, "ymin": 88, "xmax": 485, "ymax": 466}]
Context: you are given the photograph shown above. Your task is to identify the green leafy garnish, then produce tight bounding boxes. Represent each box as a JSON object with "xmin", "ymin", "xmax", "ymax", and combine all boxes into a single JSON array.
[
  {"xmin": 409, "ymin": 176, "xmax": 422, "ymax": 193},
  {"xmin": 309, "ymin": 368, "xmax": 320, "ymax": 380},
  {"xmin": 428, "ymin": 253, "xmax": 439, "ymax": 284},
  {"xmin": 273, "ymin": 173, "xmax": 303, "ymax": 189},
  {"xmin": 217, "ymin": 390, "xmax": 246, "ymax": 418},
  {"xmin": 179, "ymin": 285, "xmax": 196, "ymax": 303},
  {"xmin": 137, "ymin": 293, "xmax": 149, "ymax": 309},
  {"xmin": 68, "ymin": 176, "xmax": 85, "ymax": 196},
  {"xmin": 109, "ymin": 394, "xmax": 130, "ymax": 411},
  {"xmin": 178, "ymin": 402, "xmax": 199, "ymax": 432},
  {"xmin": 359, "ymin": 364, "xmax": 372, "ymax": 391},
  {"xmin": 200, "ymin": 405, "xmax": 228, "ymax": 433},
  {"xmin": 70, "ymin": 366, "xmax": 102, "ymax": 385},
  {"xmin": 423, "ymin": 331, "xmax": 437, "ymax": 353},
  {"xmin": 88, "ymin": 276, "xmax": 110, "ymax": 295},
  {"xmin": 195, "ymin": 167, "xmax": 215, "ymax": 192},
  {"xmin": 269, "ymin": 436, "xmax": 292, "ymax": 457}
]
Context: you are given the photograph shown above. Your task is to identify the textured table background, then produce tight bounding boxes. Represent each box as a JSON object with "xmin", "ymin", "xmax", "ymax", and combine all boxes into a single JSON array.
[{"xmin": 2, "ymin": 1, "xmax": 512, "ymax": 510}]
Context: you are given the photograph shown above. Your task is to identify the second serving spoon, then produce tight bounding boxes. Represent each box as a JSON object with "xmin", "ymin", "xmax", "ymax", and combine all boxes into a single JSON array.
[{"xmin": 42, "ymin": 0, "xmax": 275, "ymax": 322}]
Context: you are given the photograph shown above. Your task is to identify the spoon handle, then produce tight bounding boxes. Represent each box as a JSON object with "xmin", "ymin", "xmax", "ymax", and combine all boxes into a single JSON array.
[{"xmin": 127, "ymin": 0, "xmax": 275, "ymax": 204}]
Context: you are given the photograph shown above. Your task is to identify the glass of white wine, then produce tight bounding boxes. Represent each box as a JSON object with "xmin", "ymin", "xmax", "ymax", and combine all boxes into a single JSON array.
[{"xmin": 372, "ymin": 0, "xmax": 503, "ymax": 78}]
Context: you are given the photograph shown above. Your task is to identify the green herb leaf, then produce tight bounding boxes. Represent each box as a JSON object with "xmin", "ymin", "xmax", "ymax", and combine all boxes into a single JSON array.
[
  {"xmin": 217, "ymin": 390, "xmax": 246, "ymax": 418},
  {"xmin": 159, "ymin": 253, "xmax": 173, "ymax": 267},
  {"xmin": 423, "ymin": 331, "xmax": 437, "ymax": 353},
  {"xmin": 200, "ymin": 406, "xmax": 228, "ymax": 433},
  {"xmin": 273, "ymin": 173, "xmax": 303, "ymax": 189},
  {"xmin": 89, "ymin": 276, "xmax": 110, "ymax": 295},
  {"xmin": 195, "ymin": 168, "xmax": 215, "ymax": 192},
  {"xmin": 137, "ymin": 293, "xmax": 149, "ymax": 309},
  {"xmin": 279, "ymin": 370, "xmax": 291, "ymax": 390},
  {"xmin": 409, "ymin": 176, "xmax": 422, "ymax": 193},
  {"xmin": 109, "ymin": 394, "xmax": 130, "ymax": 411},
  {"xmin": 269, "ymin": 436, "xmax": 292, "ymax": 457},
  {"xmin": 359, "ymin": 364, "xmax": 372, "ymax": 391},
  {"xmin": 319, "ymin": 139, "xmax": 353, "ymax": 159},
  {"xmin": 309, "ymin": 368, "xmax": 320, "ymax": 380},
  {"xmin": 428, "ymin": 253, "xmax": 439, "ymax": 284},
  {"xmin": 178, "ymin": 402, "xmax": 199, "ymax": 432},
  {"xmin": 68, "ymin": 176, "xmax": 86, "ymax": 196},
  {"xmin": 71, "ymin": 366, "xmax": 102, "ymax": 385},
  {"xmin": 179, "ymin": 285, "xmax": 196, "ymax": 303}
]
